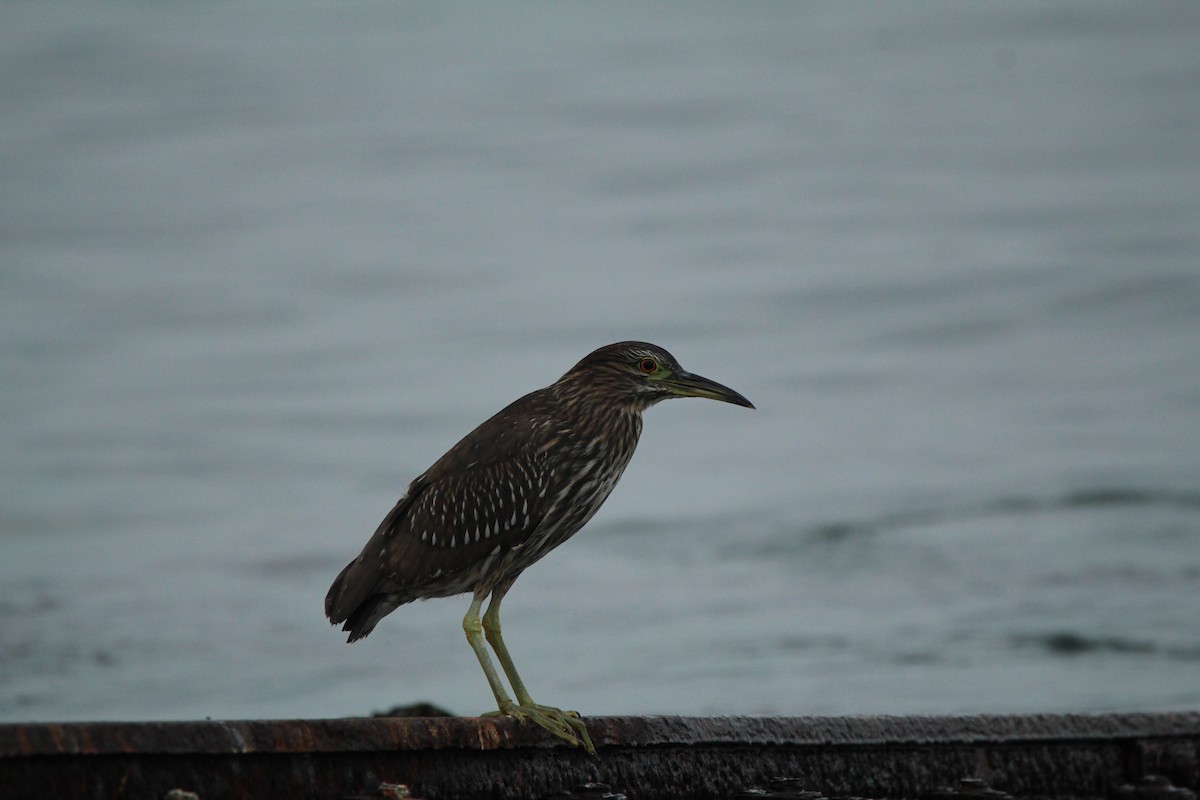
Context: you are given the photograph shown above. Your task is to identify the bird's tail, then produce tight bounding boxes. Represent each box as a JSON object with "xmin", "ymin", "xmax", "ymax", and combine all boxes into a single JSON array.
[
  {"xmin": 326, "ymin": 494, "xmax": 419, "ymax": 642},
  {"xmin": 325, "ymin": 556, "xmax": 411, "ymax": 643},
  {"xmin": 326, "ymin": 558, "xmax": 376, "ymax": 642}
]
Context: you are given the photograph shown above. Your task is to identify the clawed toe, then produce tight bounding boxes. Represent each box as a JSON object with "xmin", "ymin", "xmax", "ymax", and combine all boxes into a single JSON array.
[{"xmin": 486, "ymin": 702, "xmax": 596, "ymax": 755}]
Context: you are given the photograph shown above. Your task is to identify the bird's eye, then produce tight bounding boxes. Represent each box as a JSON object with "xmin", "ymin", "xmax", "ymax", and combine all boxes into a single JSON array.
[{"xmin": 638, "ymin": 357, "xmax": 658, "ymax": 374}]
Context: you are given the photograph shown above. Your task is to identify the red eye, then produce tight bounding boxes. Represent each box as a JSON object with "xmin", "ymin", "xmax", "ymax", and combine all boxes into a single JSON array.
[{"xmin": 638, "ymin": 357, "xmax": 657, "ymax": 374}]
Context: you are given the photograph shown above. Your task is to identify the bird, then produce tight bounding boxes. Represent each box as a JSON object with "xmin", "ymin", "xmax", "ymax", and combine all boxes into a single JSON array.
[{"xmin": 325, "ymin": 341, "xmax": 754, "ymax": 754}]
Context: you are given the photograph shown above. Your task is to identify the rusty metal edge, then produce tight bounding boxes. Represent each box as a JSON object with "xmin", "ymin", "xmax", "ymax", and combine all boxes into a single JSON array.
[{"xmin": 2, "ymin": 712, "xmax": 1198, "ymax": 758}]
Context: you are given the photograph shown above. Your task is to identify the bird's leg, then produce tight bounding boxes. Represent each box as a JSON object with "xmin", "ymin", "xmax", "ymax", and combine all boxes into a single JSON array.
[
  {"xmin": 480, "ymin": 583, "xmax": 595, "ymax": 755},
  {"xmin": 480, "ymin": 585, "xmax": 535, "ymax": 704},
  {"xmin": 461, "ymin": 594, "xmax": 517, "ymax": 713}
]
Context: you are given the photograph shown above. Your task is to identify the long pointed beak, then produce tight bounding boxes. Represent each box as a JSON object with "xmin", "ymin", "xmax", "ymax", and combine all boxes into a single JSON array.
[{"xmin": 663, "ymin": 370, "xmax": 755, "ymax": 409}]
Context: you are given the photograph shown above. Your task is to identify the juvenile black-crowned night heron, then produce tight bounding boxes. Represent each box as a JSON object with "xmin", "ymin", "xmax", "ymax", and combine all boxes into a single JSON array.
[{"xmin": 325, "ymin": 341, "xmax": 754, "ymax": 754}]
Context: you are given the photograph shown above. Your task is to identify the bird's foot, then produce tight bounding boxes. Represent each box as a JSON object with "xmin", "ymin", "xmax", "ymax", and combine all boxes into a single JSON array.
[{"xmin": 484, "ymin": 701, "xmax": 596, "ymax": 755}]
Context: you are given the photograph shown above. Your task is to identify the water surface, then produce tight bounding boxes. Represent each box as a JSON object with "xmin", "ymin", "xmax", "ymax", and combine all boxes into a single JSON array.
[{"xmin": 2, "ymin": 2, "xmax": 1198, "ymax": 721}]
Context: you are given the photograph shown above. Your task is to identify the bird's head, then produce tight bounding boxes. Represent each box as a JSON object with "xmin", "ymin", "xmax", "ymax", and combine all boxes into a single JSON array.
[{"xmin": 558, "ymin": 341, "xmax": 755, "ymax": 412}]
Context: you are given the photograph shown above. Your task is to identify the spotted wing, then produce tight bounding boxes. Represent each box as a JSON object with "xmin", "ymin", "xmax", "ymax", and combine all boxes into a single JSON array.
[{"xmin": 324, "ymin": 390, "xmax": 560, "ymax": 640}]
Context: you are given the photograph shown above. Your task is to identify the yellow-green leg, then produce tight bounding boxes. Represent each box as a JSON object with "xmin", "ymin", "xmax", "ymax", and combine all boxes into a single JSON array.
[
  {"xmin": 461, "ymin": 594, "xmax": 515, "ymax": 712},
  {"xmin": 475, "ymin": 582, "xmax": 595, "ymax": 755}
]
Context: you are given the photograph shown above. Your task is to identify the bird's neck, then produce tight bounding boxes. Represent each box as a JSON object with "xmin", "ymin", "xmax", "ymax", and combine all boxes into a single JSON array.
[{"xmin": 547, "ymin": 380, "xmax": 645, "ymax": 457}]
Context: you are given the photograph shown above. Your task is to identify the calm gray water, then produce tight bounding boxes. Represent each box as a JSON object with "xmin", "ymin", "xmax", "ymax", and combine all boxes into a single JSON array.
[{"xmin": 3, "ymin": 2, "xmax": 1199, "ymax": 723}]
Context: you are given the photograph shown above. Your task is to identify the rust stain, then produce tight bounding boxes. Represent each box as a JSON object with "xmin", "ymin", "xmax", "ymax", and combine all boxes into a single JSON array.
[
  {"xmin": 78, "ymin": 726, "xmax": 97, "ymax": 756},
  {"xmin": 476, "ymin": 717, "xmax": 505, "ymax": 750},
  {"xmin": 46, "ymin": 724, "xmax": 65, "ymax": 754},
  {"xmin": 15, "ymin": 727, "xmax": 32, "ymax": 757}
]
